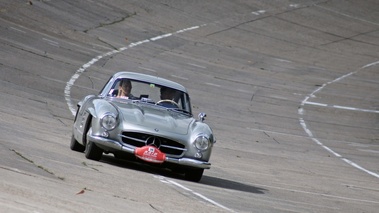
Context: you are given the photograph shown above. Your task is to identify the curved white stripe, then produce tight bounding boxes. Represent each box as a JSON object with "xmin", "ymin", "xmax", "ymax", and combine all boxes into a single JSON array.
[
  {"xmin": 64, "ymin": 23, "xmax": 234, "ymax": 212},
  {"xmin": 298, "ymin": 61, "xmax": 379, "ymax": 178},
  {"xmin": 64, "ymin": 25, "xmax": 206, "ymax": 116},
  {"xmin": 154, "ymin": 176, "xmax": 235, "ymax": 212}
]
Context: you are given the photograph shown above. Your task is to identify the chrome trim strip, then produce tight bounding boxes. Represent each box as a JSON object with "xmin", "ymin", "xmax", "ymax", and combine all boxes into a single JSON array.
[
  {"xmin": 165, "ymin": 157, "xmax": 211, "ymax": 169},
  {"xmin": 88, "ymin": 135, "xmax": 210, "ymax": 169},
  {"xmin": 119, "ymin": 134, "xmax": 187, "ymax": 151},
  {"xmin": 119, "ymin": 134, "xmax": 145, "ymax": 144},
  {"xmin": 160, "ymin": 144, "xmax": 187, "ymax": 151}
]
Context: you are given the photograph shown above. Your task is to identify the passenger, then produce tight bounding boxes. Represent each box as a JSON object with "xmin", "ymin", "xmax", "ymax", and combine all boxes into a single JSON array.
[
  {"xmin": 160, "ymin": 87, "xmax": 176, "ymax": 100},
  {"xmin": 158, "ymin": 87, "xmax": 178, "ymax": 108},
  {"xmin": 117, "ymin": 79, "xmax": 134, "ymax": 99}
]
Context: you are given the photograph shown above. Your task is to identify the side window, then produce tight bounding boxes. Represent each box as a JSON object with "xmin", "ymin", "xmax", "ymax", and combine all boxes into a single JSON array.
[
  {"xmin": 108, "ymin": 80, "xmax": 121, "ymax": 97},
  {"xmin": 176, "ymin": 93, "xmax": 184, "ymax": 109}
]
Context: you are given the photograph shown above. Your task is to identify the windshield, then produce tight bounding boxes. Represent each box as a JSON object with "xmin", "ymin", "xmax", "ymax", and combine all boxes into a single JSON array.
[{"xmin": 107, "ymin": 78, "xmax": 192, "ymax": 115}]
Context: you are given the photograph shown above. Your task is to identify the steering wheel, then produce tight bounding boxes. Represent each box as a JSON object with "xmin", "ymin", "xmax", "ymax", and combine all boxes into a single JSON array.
[{"xmin": 156, "ymin": 99, "xmax": 179, "ymax": 108}]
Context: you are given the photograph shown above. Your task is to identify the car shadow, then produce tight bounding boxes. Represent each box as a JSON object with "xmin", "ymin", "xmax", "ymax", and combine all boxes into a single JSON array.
[
  {"xmin": 100, "ymin": 154, "xmax": 180, "ymax": 177},
  {"xmin": 100, "ymin": 155, "xmax": 267, "ymax": 194},
  {"xmin": 200, "ymin": 175, "xmax": 267, "ymax": 194}
]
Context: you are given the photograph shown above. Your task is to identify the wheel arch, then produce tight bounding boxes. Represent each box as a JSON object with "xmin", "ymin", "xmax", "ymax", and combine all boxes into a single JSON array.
[{"xmin": 82, "ymin": 113, "xmax": 93, "ymax": 146}]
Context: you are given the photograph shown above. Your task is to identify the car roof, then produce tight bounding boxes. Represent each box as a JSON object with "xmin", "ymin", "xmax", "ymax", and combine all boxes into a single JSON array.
[{"xmin": 113, "ymin": 71, "xmax": 188, "ymax": 93}]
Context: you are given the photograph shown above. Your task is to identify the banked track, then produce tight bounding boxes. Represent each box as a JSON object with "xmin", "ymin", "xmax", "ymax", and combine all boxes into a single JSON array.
[{"xmin": 1, "ymin": 1, "xmax": 379, "ymax": 212}]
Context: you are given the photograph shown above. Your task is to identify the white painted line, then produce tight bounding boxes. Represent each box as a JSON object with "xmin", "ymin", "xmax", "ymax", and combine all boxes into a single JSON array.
[
  {"xmin": 289, "ymin": 4, "xmax": 300, "ymax": 8},
  {"xmin": 43, "ymin": 38, "xmax": 59, "ymax": 46},
  {"xmin": 299, "ymin": 118, "xmax": 313, "ymax": 138},
  {"xmin": 258, "ymin": 10, "xmax": 266, "ymax": 14},
  {"xmin": 65, "ymin": 23, "xmax": 235, "ymax": 212},
  {"xmin": 65, "ymin": 24, "xmax": 206, "ymax": 115},
  {"xmin": 255, "ymin": 182, "xmax": 379, "ymax": 204},
  {"xmin": 313, "ymin": 84, "xmax": 326, "ymax": 93},
  {"xmin": 302, "ymin": 96, "xmax": 310, "ymax": 105},
  {"xmin": 10, "ymin": 27, "xmax": 26, "ymax": 33},
  {"xmin": 311, "ymin": 138, "xmax": 341, "ymax": 157},
  {"xmin": 150, "ymin": 33, "xmax": 172, "ymax": 41},
  {"xmin": 205, "ymin": 82, "xmax": 221, "ymax": 87},
  {"xmin": 298, "ymin": 107, "xmax": 304, "ymax": 115},
  {"xmin": 333, "ymin": 72, "xmax": 353, "ymax": 83},
  {"xmin": 333, "ymin": 105, "xmax": 357, "ymax": 111},
  {"xmin": 304, "ymin": 102, "xmax": 379, "ymax": 114},
  {"xmin": 274, "ymin": 58, "xmax": 292, "ymax": 63},
  {"xmin": 154, "ymin": 175, "xmax": 235, "ymax": 212},
  {"xmin": 129, "ymin": 39, "xmax": 150, "ymax": 47},
  {"xmin": 187, "ymin": 63, "xmax": 206, "ymax": 69},
  {"xmin": 342, "ymin": 158, "xmax": 379, "ymax": 178},
  {"xmin": 362, "ymin": 61, "xmax": 379, "ymax": 69},
  {"xmin": 175, "ymin": 25, "xmax": 201, "ymax": 33},
  {"xmin": 298, "ymin": 61, "xmax": 379, "ymax": 179},
  {"xmin": 304, "ymin": 101, "xmax": 327, "ymax": 107},
  {"xmin": 251, "ymin": 10, "xmax": 266, "ymax": 15}
]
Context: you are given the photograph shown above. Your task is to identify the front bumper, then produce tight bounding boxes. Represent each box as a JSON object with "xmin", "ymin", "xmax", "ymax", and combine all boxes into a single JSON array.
[{"xmin": 88, "ymin": 135, "xmax": 211, "ymax": 169}]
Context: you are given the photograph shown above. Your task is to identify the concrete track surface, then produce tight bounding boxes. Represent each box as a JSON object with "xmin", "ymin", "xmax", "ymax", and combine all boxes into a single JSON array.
[{"xmin": 1, "ymin": 0, "xmax": 379, "ymax": 212}]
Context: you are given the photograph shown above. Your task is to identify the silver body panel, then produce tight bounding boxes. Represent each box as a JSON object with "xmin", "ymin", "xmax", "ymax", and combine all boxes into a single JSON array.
[{"xmin": 72, "ymin": 72, "xmax": 215, "ymax": 171}]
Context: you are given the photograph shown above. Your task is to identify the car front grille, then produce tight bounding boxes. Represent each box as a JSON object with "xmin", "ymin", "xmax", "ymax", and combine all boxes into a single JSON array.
[{"xmin": 120, "ymin": 132, "xmax": 186, "ymax": 156}]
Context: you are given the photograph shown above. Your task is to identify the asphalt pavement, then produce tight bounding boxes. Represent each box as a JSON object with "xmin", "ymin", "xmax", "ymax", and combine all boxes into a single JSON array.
[{"xmin": 1, "ymin": 0, "xmax": 378, "ymax": 212}]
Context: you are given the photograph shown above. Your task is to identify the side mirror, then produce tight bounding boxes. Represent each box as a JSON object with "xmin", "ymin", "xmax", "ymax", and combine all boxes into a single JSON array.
[{"xmin": 198, "ymin": 112, "xmax": 207, "ymax": 122}]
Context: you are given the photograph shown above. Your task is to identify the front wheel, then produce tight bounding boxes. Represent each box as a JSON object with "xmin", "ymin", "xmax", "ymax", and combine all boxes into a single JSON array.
[
  {"xmin": 184, "ymin": 168, "xmax": 204, "ymax": 182},
  {"xmin": 84, "ymin": 127, "xmax": 103, "ymax": 161},
  {"xmin": 70, "ymin": 134, "xmax": 85, "ymax": 152}
]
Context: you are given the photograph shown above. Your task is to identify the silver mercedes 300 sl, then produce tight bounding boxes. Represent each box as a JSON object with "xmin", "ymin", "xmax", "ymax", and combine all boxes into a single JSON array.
[{"xmin": 70, "ymin": 71, "xmax": 215, "ymax": 182}]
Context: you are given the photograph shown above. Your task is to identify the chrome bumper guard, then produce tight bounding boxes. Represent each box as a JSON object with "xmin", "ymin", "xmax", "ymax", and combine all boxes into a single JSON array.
[{"xmin": 89, "ymin": 135, "xmax": 211, "ymax": 169}]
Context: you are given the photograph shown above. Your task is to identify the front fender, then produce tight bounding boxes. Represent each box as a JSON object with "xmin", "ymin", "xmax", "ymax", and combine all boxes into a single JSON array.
[
  {"xmin": 74, "ymin": 96, "xmax": 118, "ymax": 144},
  {"xmin": 85, "ymin": 99, "xmax": 119, "ymax": 137},
  {"xmin": 90, "ymin": 99, "xmax": 119, "ymax": 119},
  {"xmin": 185, "ymin": 120, "xmax": 215, "ymax": 161},
  {"xmin": 190, "ymin": 121, "xmax": 215, "ymax": 143}
]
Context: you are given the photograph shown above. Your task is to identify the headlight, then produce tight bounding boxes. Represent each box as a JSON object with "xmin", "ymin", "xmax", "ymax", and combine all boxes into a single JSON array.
[
  {"xmin": 194, "ymin": 135, "xmax": 210, "ymax": 151},
  {"xmin": 100, "ymin": 113, "xmax": 117, "ymax": 130}
]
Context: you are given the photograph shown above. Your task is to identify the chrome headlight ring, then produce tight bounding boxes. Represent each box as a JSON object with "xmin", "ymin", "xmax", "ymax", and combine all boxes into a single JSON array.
[
  {"xmin": 100, "ymin": 112, "xmax": 117, "ymax": 130},
  {"xmin": 194, "ymin": 134, "xmax": 210, "ymax": 151}
]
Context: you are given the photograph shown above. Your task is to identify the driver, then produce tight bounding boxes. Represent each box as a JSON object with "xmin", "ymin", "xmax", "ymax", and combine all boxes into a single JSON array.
[
  {"xmin": 159, "ymin": 87, "xmax": 178, "ymax": 108},
  {"xmin": 160, "ymin": 87, "xmax": 176, "ymax": 100},
  {"xmin": 117, "ymin": 79, "xmax": 134, "ymax": 99}
]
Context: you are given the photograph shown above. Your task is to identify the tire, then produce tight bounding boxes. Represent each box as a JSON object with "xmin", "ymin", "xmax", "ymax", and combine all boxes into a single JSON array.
[
  {"xmin": 84, "ymin": 127, "xmax": 103, "ymax": 161},
  {"xmin": 70, "ymin": 134, "xmax": 85, "ymax": 152},
  {"xmin": 184, "ymin": 168, "xmax": 204, "ymax": 182}
]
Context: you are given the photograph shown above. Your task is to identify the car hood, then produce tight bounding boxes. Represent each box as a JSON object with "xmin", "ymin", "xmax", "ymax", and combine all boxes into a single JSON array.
[{"xmin": 114, "ymin": 102, "xmax": 193, "ymax": 135}]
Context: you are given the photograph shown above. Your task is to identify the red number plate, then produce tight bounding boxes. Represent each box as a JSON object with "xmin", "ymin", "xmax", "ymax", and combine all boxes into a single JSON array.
[{"xmin": 134, "ymin": 146, "xmax": 166, "ymax": 163}]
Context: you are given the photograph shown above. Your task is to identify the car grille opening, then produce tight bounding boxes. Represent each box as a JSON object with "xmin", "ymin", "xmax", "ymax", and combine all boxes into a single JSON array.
[{"xmin": 121, "ymin": 132, "xmax": 186, "ymax": 156}]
